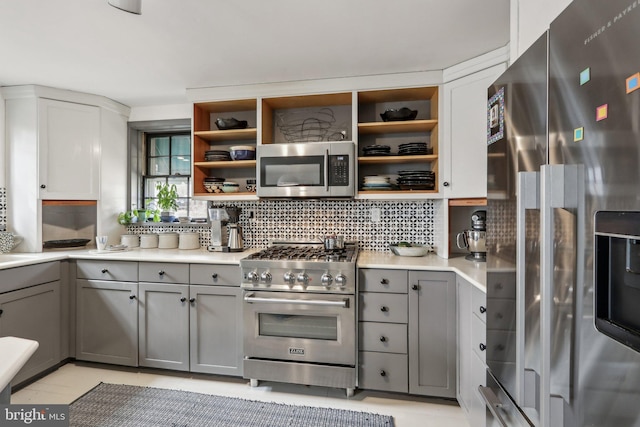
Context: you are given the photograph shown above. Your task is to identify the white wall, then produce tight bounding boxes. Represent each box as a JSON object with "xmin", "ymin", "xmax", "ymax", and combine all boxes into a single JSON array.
[
  {"xmin": 0, "ymin": 90, "xmax": 5, "ymax": 188},
  {"xmin": 510, "ymin": 0, "xmax": 573, "ymax": 61},
  {"xmin": 128, "ymin": 103, "xmax": 191, "ymax": 122}
]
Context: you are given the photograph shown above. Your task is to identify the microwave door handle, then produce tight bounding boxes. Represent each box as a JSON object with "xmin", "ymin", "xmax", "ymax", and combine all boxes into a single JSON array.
[{"xmin": 325, "ymin": 149, "xmax": 330, "ymax": 192}]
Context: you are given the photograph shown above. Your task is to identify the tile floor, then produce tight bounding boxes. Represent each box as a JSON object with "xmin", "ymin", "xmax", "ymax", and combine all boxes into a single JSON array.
[{"xmin": 11, "ymin": 362, "xmax": 470, "ymax": 427}]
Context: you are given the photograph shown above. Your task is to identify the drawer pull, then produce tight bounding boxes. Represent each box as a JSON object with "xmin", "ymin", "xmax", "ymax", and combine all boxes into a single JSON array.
[
  {"xmin": 189, "ymin": 298, "xmax": 196, "ymax": 304},
  {"xmin": 479, "ymin": 343, "xmax": 487, "ymax": 351},
  {"xmin": 180, "ymin": 297, "xmax": 187, "ymax": 303},
  {"xmin": 158, "ymin": 270, "xmax": 165, "ymax": 276},
  {"xmin": 411, "ymin": 284, "xmax": 419, "ymax": 291},
  {"xmin": 380, "ymin": 306, "xmax": 388, "ymax": 312},
  {"xmin": 212, "ymin": 273, "xmax": 218, "ymax": 279},
  {"xmin": 380, "ymin": 278, "xmax": 389, "ymax": 285},
  {"xmin": 479, "ymin": 305, "xmax": 487, "ymax": 314},
  {"xmin": 379, "ymin": 370, "xmax": 387, "ymax": 377},
  {"xmin": 379, "ymin": 336, "xmax": 387, "ymax": 342},
  {"xmin": 129, "ymin": 295, "xmax": 136, "ymax": 300},
  {"xmin": 0, "ymin": 309, "xmax": 3, "ymax": 317},
  {"xmin": 101, "ymin": 268, "xmax": 109, "ymax": 274}
]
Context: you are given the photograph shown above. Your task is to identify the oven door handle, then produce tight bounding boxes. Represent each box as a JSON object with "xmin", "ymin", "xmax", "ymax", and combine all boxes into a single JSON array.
[
  {"xmin": 244, "ymin": 294, "xmax": 349, "ymax": 308},
  {"xmin": 478, "ymin": 386, "xmax": 509, "ymax": 427}
]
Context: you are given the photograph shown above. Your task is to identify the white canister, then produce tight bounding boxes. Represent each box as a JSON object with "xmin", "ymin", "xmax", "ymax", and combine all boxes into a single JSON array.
[
  {"xmin": 178, "ymin": 232, "xmax": 200, "ymax": 250},
  {"xmin": 121, "ymin": 234, "xmax": 140, "ymax": 248},
  {"xmin": 158, "ymin": 232, "xmax": 179, "ymax": 249},
  {"xmin": 139, "ymin": 233, "xmax": 159, "ymax": 249}
]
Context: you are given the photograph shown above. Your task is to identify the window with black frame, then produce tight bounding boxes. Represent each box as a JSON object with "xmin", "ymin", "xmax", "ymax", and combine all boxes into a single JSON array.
[{"xmin": 143, "ymin": 132, "xmax": 191, "ymax": 217}]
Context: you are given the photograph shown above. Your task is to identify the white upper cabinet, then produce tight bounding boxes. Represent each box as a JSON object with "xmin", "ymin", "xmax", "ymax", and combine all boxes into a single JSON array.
[
  {"xmin": 442, "ymin": 62, "xmax": 507, "ymax": 199},
  {"xmin": 38, "ymin": 98, "xmax": 100, "ymax": 200}
]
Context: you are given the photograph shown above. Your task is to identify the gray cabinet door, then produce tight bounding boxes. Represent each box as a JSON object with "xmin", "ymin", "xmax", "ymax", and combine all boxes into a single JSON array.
[
  {"xmin": 0, "ymin": 281, "xmax": 61, "ymax": 385},
  {"xmin": 138, "ymin": 282, "xmax": 190, "ymax": 371},
  {"xmin": 76, "ymin": 279, "xmax": 138, "ymax": 366},
  {"xmin": 189, "ymin": 285, "xmax": 243, "ymax": 376},
  {"xmin": 408, "ymin": 271, "xmax": 457, "ymax": 397}
]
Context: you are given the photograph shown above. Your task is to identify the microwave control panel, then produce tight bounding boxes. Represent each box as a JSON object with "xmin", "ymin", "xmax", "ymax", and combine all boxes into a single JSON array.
[{"xmin": 328, "ymin": 155, "xmax": 350, "ymax": 186}]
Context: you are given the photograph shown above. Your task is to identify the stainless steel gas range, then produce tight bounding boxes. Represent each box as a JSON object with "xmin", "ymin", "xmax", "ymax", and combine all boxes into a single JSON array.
[{"xmin": 240, "ymin": 241, "xmax": 358, "ymax": 397}]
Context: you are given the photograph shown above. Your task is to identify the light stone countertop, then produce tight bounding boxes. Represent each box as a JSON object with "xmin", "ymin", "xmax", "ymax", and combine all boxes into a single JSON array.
[{"xmin": 0, "ymin": 248, "xmax": 487, "ymax": 292}]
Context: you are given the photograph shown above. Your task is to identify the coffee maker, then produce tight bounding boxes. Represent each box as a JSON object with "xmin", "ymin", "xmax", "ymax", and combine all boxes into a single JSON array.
[
  {"xmin": 456, "ymin": 210, "xmax": 487, "ymax": 262},
  {"xmin": 207, "ymin": 207, "xmax": 229, "ymax": 252},
  {"xmin": 225, "ymin": 206, "xmax": 244, "ymax": 252}
]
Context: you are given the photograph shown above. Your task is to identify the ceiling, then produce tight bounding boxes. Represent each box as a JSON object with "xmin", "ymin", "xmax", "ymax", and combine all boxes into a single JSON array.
[{"xmin": 0, "ymin": 0, "xmax": 510, "ymax": 108}]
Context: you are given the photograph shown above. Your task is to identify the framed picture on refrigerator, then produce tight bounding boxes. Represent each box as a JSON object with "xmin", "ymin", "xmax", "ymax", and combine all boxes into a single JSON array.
[{"xmin": 487, "ymin": 87, "xmax": 505, "ymax": 145}]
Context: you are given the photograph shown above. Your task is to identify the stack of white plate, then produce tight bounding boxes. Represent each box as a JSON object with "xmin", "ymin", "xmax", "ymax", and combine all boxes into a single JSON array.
[
  {"xmin": 362, "ymin": 175, "xmax": 392, "ymax": 191},
  {"xmin": 178, "ymin": 232, "xmax": 200, "ymax": 250},
  {"xmin": 158, "ymin": 232, "xmax": 179, "ymax": 249}
]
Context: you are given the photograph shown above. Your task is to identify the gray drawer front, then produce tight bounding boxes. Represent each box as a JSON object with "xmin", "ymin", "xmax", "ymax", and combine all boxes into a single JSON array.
[
  {"xmin": 471, "ymin": 285, "xmax": 487, "ymax": 321},
  {"xmin": 359, "ymin": 269, "xmax": 407, "ymax": 293},
  {"xmin": 359, "ymin": 322, "xmax": 407, "ymax": 354},
  {"xmin": 472, "ymin": 312, "xmax": 487, "ymax": 363},
  {"xmin": 486, "ymin": 271, "xmax": 515, "ymax": 299},
  {"xmin": 359, "ymin": 293, "xmax": 408, "ymax": 323},
  {"xmin": 359, "ymin": 351, "xmax": 408, "ymax": 393},
  {"xmin": 0, "ymin": 261, "xmax": 60, "ymax": 294},
  {"xmin": 77, "ymin": 260, "xmax": 137, "ymax": 282},
  {"xmin": 189, "ymin": 264, "xmax": 240, "ymax": 286},
  {"xmin": 139, "ymin": 262, "xmax": 189, "ymax": 284}
]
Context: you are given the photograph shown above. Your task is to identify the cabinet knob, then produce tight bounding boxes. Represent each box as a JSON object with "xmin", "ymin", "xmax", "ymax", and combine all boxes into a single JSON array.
[
  {"xmin": 189, "ymin": 298, "xmax": 196, "ymax": 304},
  {"xmin": 158, "ymin": 270, "xmax": 165, "ymax": 276},
  {"xmin": 211, "ymin": 273, "xmax": 218, "ymax": 279},
  {"xmin": 101, "ymin": 268, "xmax": 109, "ymax": 274},
  {"xmin": 479, "ymin": 305, "xmax": 487, "ymax": 313},
  {"xmin": 180, "ymin": 297, "xmax": 187, "ymax": 303},
  {"xmin": 380, "ymin": 306, "xmax": 388, "ymax": 312},
  {"xmin": 129, "ymin": 295, "xmax": 136, "ymax": 300},
  {"xmin": 379, "ymin": 370, "xmax": 387, "ymax": 377},
  {"xmin": 379, "ymin": 335, "xmax": 387, "ymax": 342},
  {"xmin": 40, "ymin": 184, "xmax": 46, "ymax": 189},
  {"xmin": 380, "ymin": 278, "xmax": 389, "ymax": 285},
  {"xmin": 443, "ymin": 181, "xmax": 450, "ymax": 187},
  {"xmin": 479, "ymin": 343, "xmax": 487, "ymax": 351},
  {"xmin": 411, "ymin": 284, "xmax": 419, "ymax": 291}
]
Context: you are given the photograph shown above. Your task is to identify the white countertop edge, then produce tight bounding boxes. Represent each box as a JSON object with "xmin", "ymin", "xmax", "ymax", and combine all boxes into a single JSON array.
[
  {"xmin": 0, "ymin": 249, "xmax": 486, "ymax": 293},
  {"xmin": 0, "ymin": 337, "xmax": 39, "ymax": 392}
]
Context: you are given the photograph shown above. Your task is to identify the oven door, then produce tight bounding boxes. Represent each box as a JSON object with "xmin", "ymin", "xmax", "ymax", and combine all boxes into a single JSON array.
[
  {"xmin": 257, "ymin": 142, "xmax": 354, "ymax": 198},
  {"xmin": 243, "ymin": 291, "xmax": 355, "ymax": 366}
]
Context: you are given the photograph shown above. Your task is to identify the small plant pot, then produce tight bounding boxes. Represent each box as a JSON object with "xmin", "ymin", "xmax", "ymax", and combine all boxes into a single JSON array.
[
  {"xmin": 160, "ymin": 211, "xmax": 176, "ymax": 223},
  {"xmin": 137, "ymin": 212, "xmax": 147, "ymax": 223}
]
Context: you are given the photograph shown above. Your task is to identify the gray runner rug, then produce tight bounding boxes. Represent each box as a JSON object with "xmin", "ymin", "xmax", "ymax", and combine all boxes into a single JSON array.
[{"xmin": 70, "ymin": 383, "xmax": 395, "ymax": 427}]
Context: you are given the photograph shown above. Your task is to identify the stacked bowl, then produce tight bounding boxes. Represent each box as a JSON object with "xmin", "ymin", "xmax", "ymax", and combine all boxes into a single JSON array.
[
  {"xmin": 203, "ymin": 177, "xmax": 225, "ymax": 193},
  {"xmin": 230, "ymin": 146, "xmax": 255, "ymax": 161}
]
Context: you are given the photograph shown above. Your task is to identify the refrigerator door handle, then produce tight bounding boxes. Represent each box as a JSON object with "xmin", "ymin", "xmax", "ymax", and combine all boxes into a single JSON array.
[
  {"xmin": 516, "ymin": 171, "xmax": 540, "ymax": 406},
  {"xmin": 540, "ymin": 164, "xmax": 584, "ymax": 427}
]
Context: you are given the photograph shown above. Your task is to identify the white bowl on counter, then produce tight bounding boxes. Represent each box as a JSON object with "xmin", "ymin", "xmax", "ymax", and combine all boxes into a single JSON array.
[
  {"xmin": 158, "ymin": 232, "xmax": 179, "ymax": 249},
  {"xmin": 139, "ymin": 234, "xmax": 159, "ymax": 249},
  {"xmin": 178, "ymin": 232, "xmax": 200, "ymax": 250},
  {"xmin": 390, "ymin": 245, "xmax": 430, "ymax": 257},
  {"xmin": 121, "ymin": 234, "xmax": 139, "ymax": 248}
]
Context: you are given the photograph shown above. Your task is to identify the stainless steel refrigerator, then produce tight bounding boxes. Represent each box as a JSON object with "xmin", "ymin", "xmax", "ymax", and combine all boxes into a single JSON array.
[{"xmin": 484, "ymin": 0, "xmax": 640, "ymax": 425}]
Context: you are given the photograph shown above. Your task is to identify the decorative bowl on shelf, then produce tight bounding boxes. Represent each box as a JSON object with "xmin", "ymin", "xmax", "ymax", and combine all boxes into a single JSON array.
[
  {"xmin": 215, "ymin": 117, "xmax": 248, "ymax": 130},
  {"xmin": 222, "ymin": 181, "xmax": 240, "ymax": 193},
  {"xmin": 380, "ymin": 108, "xmax": 418, "ymax": 122},
  {"xmin": 229, "ymin": 145, "xmax": 256, "ymax": 161}
]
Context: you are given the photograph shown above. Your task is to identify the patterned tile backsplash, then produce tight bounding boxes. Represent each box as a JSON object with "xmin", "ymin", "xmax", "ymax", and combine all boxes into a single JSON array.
[
  {"xmin": 0, "ymin": 188, "xmax": 6, "ymax": 230},
  {"xmin": 127, "ymin": 199, "xmax": 441, "ymax": 252}
]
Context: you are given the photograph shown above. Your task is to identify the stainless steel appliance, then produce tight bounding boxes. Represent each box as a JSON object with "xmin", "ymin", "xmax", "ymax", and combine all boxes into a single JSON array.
[
  {"xmin": 257, "ymin": 141, "xmax": 355, "ymax": 198},
  {"xmin": 240, "ymin": 241, "xmax": 358, "ymax": 396},
  {"xmin": 207, "ymin": 207, "xmax": 228, "ymax": 252},
  {"xmin": 484, "ymin": 2, "xmax": 640, "ymax": 425},
  {"xmin": 456, "ymin": 210, "xmax": 486, "ymax": 262},
  {"xmin": 226, "ymin": 206, "xmax": 244, "ymax": 252}
]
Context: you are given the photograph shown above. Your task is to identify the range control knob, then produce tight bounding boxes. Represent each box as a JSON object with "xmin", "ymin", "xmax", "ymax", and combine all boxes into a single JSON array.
[
  {"xmin": 283, "ymin": 271, "xmax": 296, "ymax": 285},
  {"xmin": 297, "ymin": 272, "xmax": 309, "ymax": 285},
  {"xmin": 335, "ymin": 274, "xmax": 347, "ymax": 287},
  {"xmin": 246, "ymin": 270, "xmax": 259, "ymax": 283},
  {"xmin": 260, "ymin": 271, "xmax": 272, "ymax": 283},
  {"xmin": 321, "ymin": 273, "xmax": 333, "ymax": 286}
]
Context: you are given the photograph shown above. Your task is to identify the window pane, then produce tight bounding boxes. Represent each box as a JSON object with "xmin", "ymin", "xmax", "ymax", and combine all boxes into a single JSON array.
[
  {"xmin": 145, "ymin": 177, "xmax": 166, "ymax": 199},
  {"xmin": 171, "ymin": 156, "xmax": 191, "ymax": 175},
  {"xmin": 171, "ymin": 136, "xmax": 191, "ymax": 156},
  {"xmin": 189, "ymin": 199, "xmax": 208, "ymax": 219},
  {"xmin": 168, "ymin": 177, "xmax": 190, "ymax": 197},
  {"xmin": 149, "ymin": 137, "xmax": 170, "ymax": 156},
  {"xmin": 149, "ymin": 157, "xmax": 170, "ymax": 175}
]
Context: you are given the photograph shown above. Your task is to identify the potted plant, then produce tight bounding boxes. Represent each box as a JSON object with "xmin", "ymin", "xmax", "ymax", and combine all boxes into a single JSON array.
[{"xmin": 155, "ymin": 183, "xmax": 179, "ymax": 222}]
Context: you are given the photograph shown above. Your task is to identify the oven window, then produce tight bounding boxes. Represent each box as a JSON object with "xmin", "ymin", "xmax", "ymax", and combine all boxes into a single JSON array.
[
  {"xmin": 261, "ymin": 156, "xmax": 324, "ymax": 187},
  {"xmin": 259, "ymin": 313, "xmax": 338, "ymax": 341}
]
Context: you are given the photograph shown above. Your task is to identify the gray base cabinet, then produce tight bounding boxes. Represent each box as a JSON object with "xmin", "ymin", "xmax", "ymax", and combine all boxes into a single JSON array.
[
  {"xmin": 358, "ymin": 268, "xmax": 456, "ymax": 398},
  {"xmin": 457, "ymin": 275, "xmax": 487, "ymax": 427},
  {"xmin": 0, "ymin": 262, "xmax": 61, "ymax": 386}
]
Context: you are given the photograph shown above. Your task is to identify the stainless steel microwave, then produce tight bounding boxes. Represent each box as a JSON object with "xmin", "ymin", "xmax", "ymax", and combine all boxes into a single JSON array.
[{"xmin": 257, "ymin": 141, "xmax": 355, "ymax": 198}]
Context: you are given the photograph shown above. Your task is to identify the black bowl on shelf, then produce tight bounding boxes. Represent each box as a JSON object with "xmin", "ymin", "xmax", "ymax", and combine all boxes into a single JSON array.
[
  {"xmin": 380, "ymin": 108, "xmax": 418, "ymax": 122},
  {"xmin": 215, "ymin": 117, "xmax": 248, "ymax": 130}
]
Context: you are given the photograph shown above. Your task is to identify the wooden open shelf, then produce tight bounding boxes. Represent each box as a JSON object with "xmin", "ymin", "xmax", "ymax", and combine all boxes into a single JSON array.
[
  {"xmin": 358, "ymin": 154, "xmax": 437, "ymax": 165},
  {"xmin": 358, "ymin": 189, "xmax": 437, "ymax": 195},
  {"xmin": 194, "ymin": 160, "xmax": 256, "ymax": 169},
  {"xmin": 448, "ymin": 198, "xmax": 487, "ymax": 206},
  {"xmin": 194, "ymin": 129, "xmax": 257, "ymax": 142},
  {"xmin": 358, "ymin": 120, "xmax": 438, "ymax": 135}
]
